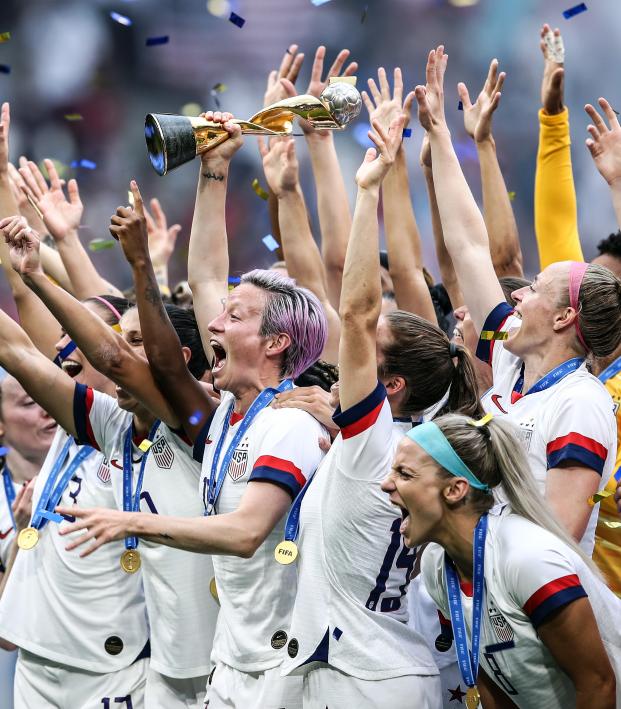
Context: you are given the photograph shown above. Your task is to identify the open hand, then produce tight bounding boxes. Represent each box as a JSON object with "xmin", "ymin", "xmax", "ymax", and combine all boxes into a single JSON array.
[
  {"xmin": 56, "ymin": 505, "xmax": 130, "ymax": 557},
  {"xmin": 540, "ymin": 23, "xmax": 564, "ymax": 115},
  {"xmin": 415, "ymin": 46, "xmax": 449, "ymax": 134},
  {"xmin": 585, "ymin": 98, "xmax": 621, "ymax": 186},
  {"xmin": 264, "ymin": 44, "xmax": 305, "ymax": 107},
  {"xmin": 258, "ymin": 136, "xmax": 299, "ymax": 197},
  {"xmin": 272, "ymin": 384, "xmax": 339, "ymax": 437},
  {"xmin": 143, "ymin": 198, "xmax": 180, "ymax": 270},
  {"xmin": 458, "ymin": 58, "xmax": 505, "ymax": 143},
  {"xmin": 362, "ymin": 67, "xmax": 415, "ymax": 135},
  {"xmin": 0, "ymin": 103, "xmax": 10, "ymax": 177},
  {"xmin": 0, "ymin": 215, "xmax": 43, "ymax": 275},
  {"xmin": 355, "ymin": 116, "xmax": 405, "ymax": 190}
]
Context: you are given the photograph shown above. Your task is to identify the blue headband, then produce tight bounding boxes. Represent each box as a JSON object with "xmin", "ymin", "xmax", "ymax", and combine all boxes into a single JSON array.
[{"xmin": 407, "ymin": 421, "xmax": 489, "ymax": 491}]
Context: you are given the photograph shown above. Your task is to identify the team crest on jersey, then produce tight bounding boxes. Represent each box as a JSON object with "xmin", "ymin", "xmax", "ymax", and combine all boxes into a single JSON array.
[
  {"xmin": 516, "ymin": 418, "xmax": 535, "ymax": 451},
  {"xmin": 488, "ymin": 599, "xmax": 514, "ymax": 643},
  {"xmin": 97, "ymin": 459, "xmax": 111, "ymax": 484},
  {"xmin": 151, "ymin": 437, "xmax": 174, "ymax": 469},
  {"xmin": 228, "ymin": 440, "xmax": 249, "ymax": 481}
]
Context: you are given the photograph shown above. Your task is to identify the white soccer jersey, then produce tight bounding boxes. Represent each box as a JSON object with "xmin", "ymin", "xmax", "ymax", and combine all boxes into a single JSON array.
[
  {"xmin": 281, "ymin": 382, "xmax": 438, "ymax": 680},
  {"xmin": 477, "ymin": 302, "xmax": 617, "ymax": 553},
  {"xmin": 422, "ymin": 507, "xmax": 621, "ymax": 708},
  {"xmin": 74, "ymin": 384, "xmax": 218, "ymax": 679},
  {"xmin": 0, "ymin": 465, "xmax": 15, "ymax": 571},
  {"xmin": 0, "ymin": 426, "xmax": 149, "ymax": 672},
  {"xmin": 193, "ymin": 389, "xmax": 325, "ymax": 673}
]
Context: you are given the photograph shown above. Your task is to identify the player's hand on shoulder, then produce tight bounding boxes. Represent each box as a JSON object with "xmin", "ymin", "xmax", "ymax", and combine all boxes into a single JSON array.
[{"xmin": 273, "ymin": 385, "xmax": 339, "ymax": 438}]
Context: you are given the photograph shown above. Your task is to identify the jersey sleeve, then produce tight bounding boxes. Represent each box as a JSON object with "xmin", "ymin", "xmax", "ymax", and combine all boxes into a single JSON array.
[
  {"xmin": 248, "ymin": 409, "xmax": 325, "ymax": 499},
  {"xmin": 544, "ymin": 382, "xmax": 614, "ymax": 475},
  {"xmin": 331, "ymin": 381, "xmax": 394, "ymax": 480},
  {"xmin": 73, "ymin": 383, "xmax": 130, "ymax": 459},
  {"xmin": 501, "ymin": 526, "xmax": 587, "ymax": 629}
]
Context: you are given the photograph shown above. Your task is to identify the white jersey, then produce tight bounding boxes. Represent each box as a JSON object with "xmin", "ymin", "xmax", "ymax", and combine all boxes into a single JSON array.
[
  {"xmin": 422, "ymin": 507, "xmax": 621, "ymax": 708},
  {"xmin": 281, "ymin": 381, "xmax": 438, "ymax": 680},
  {"xmin": 74, "ymin": 384, "xmax": 218, "ymax": 678},
  {"xmin": 0, "ymin": 464, "xmax": 15, "ymax": 571},
  {"xmin": 0, "ymin": 426, "xmax": 148, "ymax": 672},
  {"xmin": 477, "ymin": 302, "xmax": 617, "ymax": 553},
  {"xmin": 193, "ymin": 389, "xmax": 325, "ymax": 673}
]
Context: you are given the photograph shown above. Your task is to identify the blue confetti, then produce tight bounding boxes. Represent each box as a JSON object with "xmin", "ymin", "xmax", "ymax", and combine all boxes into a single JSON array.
[
  {"xmin": 312, "ymin": 0, "xmax": 333, "ymax": 5},
  {"xmin": 352, "ymin": 122, "xmax": 373, "ymax": 149},
  {"xmin": 332, "ymin": 627, "xmax": 343, "ymax": 640},
  {"xmin": 0, "ymin": 65, "xmax": 10, "ymax": 74},
  {"xmin": 262, "ymin": 234, "xmax": 280, "ymax": 252},
  {"xmin": 0, "ymin": 446, "xmax": 8, "ymax": 457},
  {"xmin": 402, "ymin": 128, "xmax": 412, "ymax": 138},
  {"xmin": 229, "ymin": 12, "xmax": 245, "ymax": 28},
  {"xmin": 71, "ymin": 159, "xmax": 97, "ymax": 170},
  {"xmin": 146, "ymin": 35, "xmax": 169, "ymax": 46},
  {"xmin": 110, "ymin": 11, "xmax": 132, "ymax": 26},
  {"xmin": 562, "ymin": 2, "xmax": 587, "ymax": 18},
  {"xmin": 189, "ymin": 411, "xmax": 203, "ymax": 426},
  {"xmin": 458, "ymin": 100, "xmax": 463, "ymax": 111},
  {"xmin": 228, "ymin": 276, "xmax": 241, "ymax": 285}
]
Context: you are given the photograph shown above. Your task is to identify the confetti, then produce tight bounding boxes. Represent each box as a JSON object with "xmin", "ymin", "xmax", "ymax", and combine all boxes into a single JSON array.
[
  {"xmin": 181, "ymin": 102, "xmax": 202, "ymax": 116},
  {"xmin": 458, "ymin": 100, "xmax": 463, "ymax": 111},
  {"xmin": 480, "ymin": 330, "xmax": 509, "ymax": 341},
  {"xmin": 212, "ymin": 82, "xmax": 227, "ymax": 93},
  {"xmin": 0, "ymin": 65, "xmax": 11, "ymax": 74},
  {"xmin": 228, "ymin": 276, "xmax": 241, "ymax": 285},
  {"xmin": 311, "ymin": 0, "xmax": 333, "ymax": 5},
  {"xmin": 262, "ymin": 234, "xmax": 280, "ymax": 252},
  {"xmin": 361, "ymin": 4, "xmax": 368, "ymax": 22},
  {"xmin": 64, "ymin": 113, "xmax": 83, "ymax": 121},
  {"xmin": 189, "ymin": 411, "xmax": 203, "ymax": 426},
  {"xmin": 0, "ymin": 32, "xmax": 11, "ymax": 43},
  {"xmin": 508, "ymin": 191, "xmax": 516, "ymax": 201},
  {"xmin": 0, "ymin": 446, "xmax": 9, "ymax": 457},
  {"xmin": 88, "ymin": 239, "xmax": 116, "ymax": 251},
  {"xmin": 588, "ymin": 489, "xmax": 613, "ymax": 506},
  {"xmin": 402, "ymin": 128, "xmax": 412, "ymax": 138},
  {"xmin": 71, "ymin": 159, "xmax": 97, "ymax": 170},
  {"xmin": 228, "ymin": 11, "xmax": 245, "ymax": 28},
  {"xmin": 252, "ymin": 178, "xmax": 269, "ymax": 200},
  {"xmin": 110, "ymin": 11, "xmax": 132, "ymax": 25},
  {"xmin": 139, "ymin": 439, "xmax": 153, "ymax": 453},
  {"xmin": 562, "ymin": 2, "xmax": 587, "ymax": 19},
  {"xmin": 146, "ymin": 35, "xmax": 169, "ymax": 46}
]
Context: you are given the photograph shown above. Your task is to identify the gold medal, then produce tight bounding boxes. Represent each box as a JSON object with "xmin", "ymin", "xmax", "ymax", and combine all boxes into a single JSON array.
[
  {"xmin": 209, "ymin": 577, "xmax": 220, "ymax": 605},
  {"xmin": 120, "ymin": 549, "xmax": 141, "ymax": 574},
  {"xmin": 465, "ymin": 686, "xmax": 480, "ymax": 709},
  {"xmin": 274, "ymin": 540, "xmax": 298, "ymax": 565},
  {"xmin": 17, "ymin": 527, "xmax": 39, "ymax": 550}
]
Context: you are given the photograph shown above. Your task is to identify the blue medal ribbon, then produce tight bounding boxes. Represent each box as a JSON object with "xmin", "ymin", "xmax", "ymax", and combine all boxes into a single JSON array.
[
  {"xmin": 598, "ymin": 355, "xmax": 621, "ymax": 384},
  {"xmin": 282, "ymin": 473, "xmax": 314, "ymax": 543},
  {"xmin": 122, "ymin": 419, "xmax": 161, "ymax": 551},
  {"xmin": 204, "ymin": 380, "xmax": 293, "ymax": 516},
  {"xmin": 2, "ymin": 466, "xmax": 16, "ymax": 529},
  {"xmin": 53, "ymin": 340, "xmax": 77, "ymax": 368},
  {"xmin": 444, "ymin": 514, "xmax": 488, "ymax": 691},
  {"xmin": 31, "ymin": 439, "xmax": 95, "ymax": 529},
  {"xmin": 514, "ymin": 357, "xmax": 583, "ymax": 397}
]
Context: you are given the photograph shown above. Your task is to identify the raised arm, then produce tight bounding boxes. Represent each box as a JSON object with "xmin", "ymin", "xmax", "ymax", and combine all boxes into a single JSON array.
[
  {"xmin": 258, "ymin": 136, "xmax": 340, "ymax": 364},
  {"xmin": 362, "ymin": 67, "xmax": 437, "ymax": 322},
  {"xmin": 19, "ymin": 159, "xmax": 123, "ymax": 299},
  {"xmin": 584, "ymin": 98, "xmax": 621, "ymax": 230},
  {"xmin": 534, "ymin": 24, "xmax": 584, "ymax": 267},
  {"xmin": 0, "ymin": 103, "xmax": 61, "ymax": 359},
  {"xmin": 458, "ymin": 59, "xmax": 524, "ymax": 277},
  {"xmin": 1, "ymin": 215, "xmax": 180, "ymax": 428},
  {"xmin": 281, "ymin": 46, "xmax": 358, "ymax": 309},
  {"xmin": 339, "ymin": 116, "xmax": 404, "ymax": 412},
  {"xmin": 416, "ymin": 46, "xmax": 504, "ymax": 334},
  {"xmin": 114, "ymin": 181, "xmax": 218, "ymax": 443}
]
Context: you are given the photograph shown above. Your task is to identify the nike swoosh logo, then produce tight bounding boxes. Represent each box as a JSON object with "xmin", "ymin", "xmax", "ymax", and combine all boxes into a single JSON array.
[
  {"xmin": 205, "ymin": 438, "xmax": 213, "ymax": 445},
  {"xmin": 491, "ymin": 394, "xmax": 508, "ymax": 414},
  {"xmin": 0, "ymin": 528, "xmax": 14, "ymax": 539},
  {"xmin": 111, "ymin": 456, "xmax": 142, "ymax": 470}
]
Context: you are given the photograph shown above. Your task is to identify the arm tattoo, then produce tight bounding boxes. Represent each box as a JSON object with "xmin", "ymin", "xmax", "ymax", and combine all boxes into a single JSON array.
[
  {"xmin": 201, "ymin": 171, "xmax": 224, "ymax": 181},
  {"xmin": 159, "ymin": 533, "xmax": 173, "ymax": 540}
]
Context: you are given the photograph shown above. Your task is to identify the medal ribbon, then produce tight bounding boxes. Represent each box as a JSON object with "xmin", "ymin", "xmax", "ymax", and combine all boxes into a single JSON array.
[
  {"xmin": 282, "ymin": 472, "xmax": 314, "ymax": 543},
  {"xmin": 513, "ymin": 357, "xmax": 583, "ymax": 397},
  {"xmin": 123, "ymin": 419, "xmax": 161, "ymax": 551},
  {"xmin": 53, "ymin": 340, "xmax": 77, "ymax": 368},
  {"xmin": 204, "ymin": 380, "xmax": 293, "ymax": 516},
  {"xmin": 444, "ymin": 514, "xmax": 488, "ymax": 690},
  {"xmin": 31, "ymin": 440, "xmax": 95, "ymax": 529},
  {"xmin": 598, "ymin": 355, "xmax": 621, "ymax": 384},
  {"xmin": 2, "ymin": 466, "xmax": 16, "ymax": 529}
]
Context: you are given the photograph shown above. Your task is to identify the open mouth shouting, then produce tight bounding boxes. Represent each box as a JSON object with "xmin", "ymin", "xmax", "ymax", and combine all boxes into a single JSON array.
[
  {"xmin": 210, "ymin": 339, "xmax": 227, "ymax": 375},
  {"xmin": 60, "ymin": 358, "xmax": 83, "ymax": 378}
]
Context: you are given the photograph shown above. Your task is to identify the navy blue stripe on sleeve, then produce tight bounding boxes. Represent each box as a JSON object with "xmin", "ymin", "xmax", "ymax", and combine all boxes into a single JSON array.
[{"xmin": 475, "ymin": 302, "xmax": 514, "ymax": 364}]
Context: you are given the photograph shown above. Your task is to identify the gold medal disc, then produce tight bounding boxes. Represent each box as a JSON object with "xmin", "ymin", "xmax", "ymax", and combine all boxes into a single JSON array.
[
  {"xmin": 120, "ymin": 549, "xmax": 141, "ymax": 574},
  {"xmin": 465, "ymin": 686, "xmax": 480, "ymax": 709},
  {"xmin": 274, "ymin": 540, "xmax": 298, "ymax": 565},
  {"xmin": 17, "ymin": 527, "xmax": 39, "ymax": 550},
  {"xmin": 209, "ymin": 577, "xmax": 220, "ymax": 605}
]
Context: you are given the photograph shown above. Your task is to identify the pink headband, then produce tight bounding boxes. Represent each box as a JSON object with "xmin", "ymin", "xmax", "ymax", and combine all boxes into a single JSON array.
[
  {"xmin": 92, "ymin": 296, "xmax": 122, "ymax": 322},
  {"xmin": 568, "ymin": 262, "xmax": 589, "ymax": 352}
]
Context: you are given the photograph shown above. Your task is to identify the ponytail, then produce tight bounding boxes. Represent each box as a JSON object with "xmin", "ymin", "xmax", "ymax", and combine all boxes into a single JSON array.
[{"xmin": 446, "ymin": 345, "xmax": 483, "ymax": 419}]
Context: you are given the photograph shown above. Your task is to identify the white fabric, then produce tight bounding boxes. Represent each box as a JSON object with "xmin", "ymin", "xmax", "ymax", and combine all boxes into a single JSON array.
[
  {"xmin": 281, "ymin": 385, "xmax": 438, "ymax": 681},
  {"xmin": 200, "ymin": 391, "xmax": 324, "ymax": 673},
  {"xmin": 302, "ymin": 664, "xmax": 442, "ymax": 709},
  {"xmin": 14, "ymin": 648, "xmax": 147, "ymax": 709},
  {"xmin": 422, "ymin": 507, "xmax": 621, "ymax": 708},
  {"xmin": 145, "ymin": 667, "xmax": 208, "ymax": 708},
  {"xmin": 205, "ymin": 660, "xmax": 302, "ymax": 709},
  {"xmin": 81, "ymin": 388, "xmax": 218, "ymax": 678},
  {"xmin": 0, "ymin": 427, "xmax": 148, "ymax": 671},
  {"xmin": 482, "ymin": 312, "xmax": 617, "ymax": 554}
]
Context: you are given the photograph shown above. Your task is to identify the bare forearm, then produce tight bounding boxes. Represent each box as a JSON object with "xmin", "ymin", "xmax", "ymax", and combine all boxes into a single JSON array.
[
  {"xmin": 56, "ymin": 230, "xmax": 121, "ymax": 299},
  {"xmin": 610, "ymin": 182, "xmax": 621, "ymax": 231},
  {"xmin": 39, "ymin": 242, "xmax": 74, "ymax": 293},
  {"xmin": 477, "ymin": 138, "xmax": 523, "ymax": 277},
  {"xmin": 383, "ymin": 149, "xmax": 436, "ymax": 322}
]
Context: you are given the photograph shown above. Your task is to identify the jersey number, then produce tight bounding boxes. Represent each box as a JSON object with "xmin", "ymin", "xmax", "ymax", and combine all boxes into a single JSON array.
[
  {"xmin": 139, "ymin": 491, "xmax": 159, "ymax": 515},
  {"xmin": 365, "ymin": 517, "xmax": 416, "ymax": 612},
  {"xmin": 101, "ymin": 697, "xmax": 133, "ymax": 709},
  {"xmin": 483, "ymin": 652, "xmax": 519, "ymax": 696}
]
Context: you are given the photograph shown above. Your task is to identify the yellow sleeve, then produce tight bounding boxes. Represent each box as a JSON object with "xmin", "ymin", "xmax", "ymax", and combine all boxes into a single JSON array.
[{"xmin": 534, "ymin": 108, "xmax": 584, "ymax": 268}]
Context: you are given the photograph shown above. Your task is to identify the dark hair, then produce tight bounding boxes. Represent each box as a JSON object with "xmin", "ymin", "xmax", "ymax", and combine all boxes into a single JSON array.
[
  {"xmin": 294, "ymin": 360, "xmax": 339, "ymax": 391},
  {"xmin": 429, "ymin": 283, "xmax": 453, "ymax": 336},
  {"xmin": 84, "ymin": 295, "xmax": 133, "ymax": 327},
  {"xmin": 499, "ymin": 276, "xmax": 530, "ymax": 307},
  {"xmin": 378, "ymin": 311, "xmax": 482, "ymax": 418},
  {"xmin": 162, "ymin": 305, "xmax": 209, "ymax": 379},
  {"xmin": 597, "ymin": 230, "xmax": 621, "ymax": 258}
]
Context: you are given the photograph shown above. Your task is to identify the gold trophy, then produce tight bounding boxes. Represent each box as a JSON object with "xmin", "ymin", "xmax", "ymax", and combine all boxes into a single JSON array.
[{"xmin": 145, "ymin": 79, "xmax": 362, "ymax": 176}]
